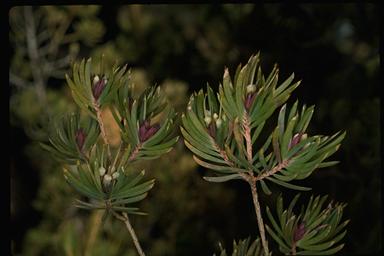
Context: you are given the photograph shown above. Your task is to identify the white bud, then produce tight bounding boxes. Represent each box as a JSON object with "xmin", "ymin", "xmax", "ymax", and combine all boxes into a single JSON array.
[
  {"xmin": 204, "ymin": 116, "xmax": 212, "ymax": 126},
  {"xmin": 301, "ymin": 133, "xmax": 308, "ymax": 140},
  {"xmin": 93, "ymin": 75, "xmax": 100, "ymax": 84},
  {"xmin": 213, "ymin": 113, "xmax": 219, "ymax": 120},
  {"xmin": 215, "ymin": 118, "xmax": 222, "ymax": 128},
  {"xmin": 112, "ymin": 172, "xmax": 120, "ymax": 179},
  {"xmin": 104, "ymin": 79, "xmax": 108, "ymax": 84},
  {"xmin": 98, "ymin": 166, "xmax": 106, "ymax": 176},
  {"xmin": 103, "ymin": 174, "xmax": 112, "ymax": 186},
  {"xmin": 246, "ymin": 84, "xmax": 256, "ymax": 94}
]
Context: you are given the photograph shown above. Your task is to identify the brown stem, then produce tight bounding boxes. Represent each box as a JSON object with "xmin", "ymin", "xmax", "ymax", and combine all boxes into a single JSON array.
[
  {"xmin": 112, "ymin": 211, "xmax": 145, "ymax": 256},
  {"xmin": 128, "ymin": 143, "xmax": 142, "ymax": 162},
  {"xmin": 243, "ymin": 113, "xmax": 253, "ymax": 162},
  {"xmin": 93, "ymin": 101, "xmax": 112, "ymax": 160},
  {"xmin": 256, "ymin": 160, "xmax": 290, "ymax": 181},
  {"xmin": 291, "ymin": 242, "xmax": 297, "ymax": 255},
  {"xmin": 249, "ymin": 179, "xmax": 269, "ymax": 256}
]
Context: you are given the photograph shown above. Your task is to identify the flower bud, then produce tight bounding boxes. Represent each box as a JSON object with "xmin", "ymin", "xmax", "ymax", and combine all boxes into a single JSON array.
[
  {"xmin": 244, "ymin": 93, "xmax": 257, "ymax": 111},
  {"xmin": 93, "ymin": 75, "xmax": 100, "ymax": 84},
  {"xmin": 98, "ymin": 166, "xmax": 106, "ymax": 176},
  {"xmin": 139, "ymin": 120, "xmax": 160, "ymax": 142},
  {"xmin": 215, "ymin": 118, "xmax": 222, "ymax": 128},
  {"xmin": 92, "ymin": 75, "xmax": 107, "ymax": 100},
  {"xmin": 103, "ymin": 174, "xmax": 112, "ymax": 187},
  {"xmin": 204, "ymin": 116, "xmax": 212, "ymax": 126},
  {"xmin": 75, "ymin": 129, "xmax": 86, "ymax": 150},
  {"xmin": 294, "ymin": 222, "xmax": 306, "ymax": 242},
  {"xmin": 288, "ymin": 133, "xmax": 303, "ymax": 150},
  {"xmin": 246, "ymin": 84, "xmax": 256, "ymax": 94},
  {"xmin": 213, "ymin": 113, "xmax": 219, "ymax": 120},
  {"xmin": 112, "ymin": 172, "xmax": 120, "ymax": 179}
]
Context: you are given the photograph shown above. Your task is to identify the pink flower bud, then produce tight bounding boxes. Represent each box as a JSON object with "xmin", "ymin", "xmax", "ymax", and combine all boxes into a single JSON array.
[
  {"xmin": 92, "ymin": 75, "xmax": 107, "ymax": 100},
  {"xmin": 244, "ymin": 93, "xmax": 257, "ymax": 111},
  {"xmin": 139, "ymin": 120, "xmax": 160, "ymax": 142},
  {"xmin": 294, "ymin": 222, "xmax": 306, "ymax": 242},
  {"xmin": 288, "ymin": 133, "xmax": 303, "ymax": 150},
  {"xmin": 75, "ymin": 129, "xmax": 86, "ymax": 150}
]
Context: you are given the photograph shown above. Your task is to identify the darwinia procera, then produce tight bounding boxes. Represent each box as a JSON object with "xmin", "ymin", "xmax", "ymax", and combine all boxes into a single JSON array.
[
  {"xmin": 181, "ymin": 53, "xmax": 348, "ymax": 256},
  {"xmin": 41, "ymin": 53, "xmax": 348, "ymax": 256}
]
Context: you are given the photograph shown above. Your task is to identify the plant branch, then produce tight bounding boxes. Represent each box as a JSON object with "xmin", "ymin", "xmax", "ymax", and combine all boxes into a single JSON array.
[
  {"xmin": 291, "ymin": 242, "xmax": 297, "ymax": 255},
  {"xmin": 248, "ymin": 179, "xmax": 269, "ymax": 256},
  {"xmin": 243, "ymin": 113, "xmax": 253, "ymax": 162},
  {"xmin": 128, "ymin": 143, "xmax": 142, "ymax": 162},
  {"xmin": 24, "ymin": 6, "xmax": 46, "ymax": 104},
  {"xmin": 93, "ymin": 101, "xmax": 112, "ymax": 160},
  {"xmin": 112, "ymin": 211, "xmax": 145, "ymax": 256},
  {"xmin": 256, "ymin": 159, "xmax": 290, "ymax": 181},
  {"xmin": 48, "ymin": 13, "xmax": 72, "ymax": 58}
]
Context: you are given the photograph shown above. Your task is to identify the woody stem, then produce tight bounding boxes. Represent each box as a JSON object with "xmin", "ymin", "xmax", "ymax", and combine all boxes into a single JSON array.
[
  {"xmin": 112, "ymin": 211, "xmax": 145, "ymax": 256},
  {"xmin": 93, "ymin": 101, "xmax": 112, "ymax": 160},
  {"xmin": 249, "ymin": 178, "xmax": 269, "ymax": 255}
]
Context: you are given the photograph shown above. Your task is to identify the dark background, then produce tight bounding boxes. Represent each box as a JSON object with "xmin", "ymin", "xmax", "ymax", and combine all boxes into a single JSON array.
[{"xmin": 10, "ymin": 4, "xmax": 380, "ymax": 256}]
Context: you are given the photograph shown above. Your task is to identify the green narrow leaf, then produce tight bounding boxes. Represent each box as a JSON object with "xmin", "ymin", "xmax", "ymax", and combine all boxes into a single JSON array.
[{"xmin": 203, "ymin": 173, "xmax": 242, "ymax": 183}]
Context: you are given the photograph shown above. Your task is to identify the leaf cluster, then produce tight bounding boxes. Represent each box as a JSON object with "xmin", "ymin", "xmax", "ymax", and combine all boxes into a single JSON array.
[
  {"xmin": 181, "ymin": 53, "xmax": 345, "ymax": 192},
  {"xmin": 215, "ymin": 237, "xmax": 269, "ymax": 256},
  {"xmin": 42, "ymin": 58, "xmax": 178, "ymax": 215},
  {"xmin": 181, "ymin": 53, "xmax": 348, "ymax": 255},
  {"xmin": 266, "ymin": 194, "xmax": 349, "ymax": 255}
]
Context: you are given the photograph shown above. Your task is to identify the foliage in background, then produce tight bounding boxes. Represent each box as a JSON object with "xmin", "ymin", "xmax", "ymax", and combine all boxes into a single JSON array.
[{"xmin": 10, "ymin": 4, "xmax": 380, "ymax": 256}]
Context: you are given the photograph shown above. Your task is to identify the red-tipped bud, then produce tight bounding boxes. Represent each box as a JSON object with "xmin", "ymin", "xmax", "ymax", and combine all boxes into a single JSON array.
[
  {"xmin": 139, "ymin": 120, "xmax": 160, "ymax": 142},
  {"xmin": 75, "ymin": 128, "xmax": 86, "ymax": 150},
  {"xmin": 244, "ymin": 93, "xmax": 257, "ymax": 111},
  {"xmin": 288, "ymin": 133, "xmax": 303, "ymax": 150},
  {"xmin": 294, "ymin": 222, "xmax": 306, "ymax": 242},
  {"xmin": 92, "ymin": 75, "xmax": 107, "ymax": 100}
]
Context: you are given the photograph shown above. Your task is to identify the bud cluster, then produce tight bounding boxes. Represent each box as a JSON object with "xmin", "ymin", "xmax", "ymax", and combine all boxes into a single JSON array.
[
  {"xmin": 203, "ymin": 109, "xmax": 226, "ymax": 138},
  {"xmin": 139, "ymin": 120, "xmax": 161, "ymax": 142}
]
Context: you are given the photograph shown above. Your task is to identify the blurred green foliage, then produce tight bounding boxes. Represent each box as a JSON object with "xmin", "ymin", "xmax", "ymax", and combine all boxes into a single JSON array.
[{"xmin": 10, "ymin": 4, "xmax": 380, "ymax": 256}]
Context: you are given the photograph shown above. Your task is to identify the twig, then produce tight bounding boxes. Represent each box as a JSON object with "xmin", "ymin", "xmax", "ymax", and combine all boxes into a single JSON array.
[
  {"xmin": 47, "ymin": 13, "xmax": 72, "ymax": 58},
  {"xmin": 112, "ymin": 211, "xmax": 145, "ymax": 256},
  {"xmin": 93, "ymin": 101, "xmax": 112, "ymax": 160},
  {"xmin": 128, "ymin": 143, "xmax": 142, "ymax": 162},
  {"xmin": 24, "ymin": 6, "xmax": 46, "ymax": 103},
  {"xmin": 248, "ymin": 179, "xmax": 269, "ymax": 256},
  {"xmin": 243, "ymin": 113, "xmax": 253, "ymax": 162},
  {"xmin": 256, "ymin": 160, "xmax": 290, "ymax": 181}
]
